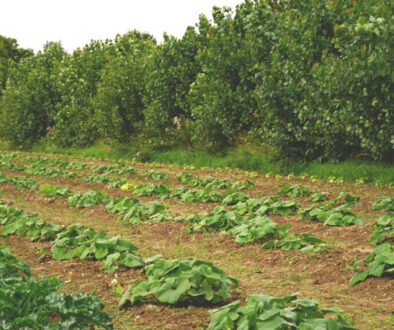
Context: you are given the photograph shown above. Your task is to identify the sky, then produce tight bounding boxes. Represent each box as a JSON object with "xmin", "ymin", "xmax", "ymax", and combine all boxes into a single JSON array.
[{"xmin": 1, "ymin": 0, "xmax": 245, "ymax": 53}]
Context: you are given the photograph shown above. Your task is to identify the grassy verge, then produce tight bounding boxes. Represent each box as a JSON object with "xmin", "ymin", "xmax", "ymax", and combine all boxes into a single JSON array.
[{"xmin": 2, "ymin": 140, "xmax": 393, "ymax": 186}]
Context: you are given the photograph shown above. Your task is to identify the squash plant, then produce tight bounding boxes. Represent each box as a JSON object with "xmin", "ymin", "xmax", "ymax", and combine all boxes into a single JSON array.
[
  {"xmin": 276, "ymin": 183, "xmax": 312, "ymax": 197},
  {"xmin": 370, "ymin": 196, "xmax": 394, "ymax": 211},
  {"xmin": 208, "ymin": 292, "xmax": 356, "ymax": 329},
  {"xmin": 38, "ymin": 184, "xmax": 73, "ymax": 198},
  {"xmin": 350, "ymin": 243, "xmax": 394, "ymax": 286},
  {"xmin": 300, "ymin": 204, "xmax": 363, "ymax": 226},
  {"xmin": 0, "ymin": 244, "xmax": 113, "ymax": 329},
  {"xmin": 68, "ymin": 189, "xmax": 110, "ymax": 208},
  {"xmin": 50, "ymin": 224, "xmax": 144, "ymax": 272},
  {"xmin": 119, "ymin": 259, "xmax": 238, "ymax": 307},
  {"xmin": 370, "ymin": 212, "xmax": 394, "ymax": 246}
]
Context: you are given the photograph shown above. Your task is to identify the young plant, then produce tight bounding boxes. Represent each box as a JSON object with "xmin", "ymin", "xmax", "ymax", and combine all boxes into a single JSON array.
[
  {"xmin": 276, "ymin": 183, "xmax": 311, "ymax": 197},
  {"xmin": 350, "ymin": 243, "xmax": 394, "ymax": 286},
  {"xmin": 38, "ymin": 184, "xmax": 73, "ymax": 198},
  {"xmin": 370, "ymin": 196, "xmax": 394, "ymax": 211},
  {"xmin": 68, "ymin": 189, "xmax": 110, "ymax": 208},
  {"xmin": 208, "ymin": 292, "xmax": 355, "ymax": 329},
  {"xmin": 83, "ymin": 174, "xmax": 110, "ymax": 183},
  {"xmin": 228, "ymin": 216, "xmax": 287, "ymax": 244},
  {"xmin": 0, "ymin": 245, "xmax": 113, "ymax": 329},
  {"xmin": 370, "ymin": 212, "xmax": 394, "ymax": 246},
  {"xmin": 300, "ymin": 204, "xmax": 363, "ymax": 226}
]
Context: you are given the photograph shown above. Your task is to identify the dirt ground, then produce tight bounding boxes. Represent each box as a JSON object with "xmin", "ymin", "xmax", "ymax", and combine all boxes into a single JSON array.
[{"xmin": 0, "ymin": 152, "xmax": 393, "ymax": 329}]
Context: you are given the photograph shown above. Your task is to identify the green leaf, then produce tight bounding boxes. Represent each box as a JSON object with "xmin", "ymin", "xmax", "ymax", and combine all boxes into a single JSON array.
[
  {"xmin": 121, "ymin": 254, "xmax": 144, "ymax": 268},
  {"xmin": 349, "ymin": 269, "xmax": 369, "ymax": 286},
  {"xmin": 156, "ymin": 277, "xmax": 191, "ymax": 303},
  {"xmin": 95, "ymin": 246, "xmax": 109, "ymax": 260}
]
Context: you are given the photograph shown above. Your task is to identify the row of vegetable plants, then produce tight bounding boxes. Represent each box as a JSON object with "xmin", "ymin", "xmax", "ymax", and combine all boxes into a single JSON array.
[
  {"xmin": 1, "ymin": 165, "xmax": 392, "ymax": 288},
  {"xmin": 0, "ymin": 170, "xmax": 379, "ymax": 274},
  {"xmin": 0, "ymin": 200, "xmax": 241, "ymax": 317},
  {"xmin": 0, "ymin": 201, "xmax": 360, "ymax": 328},
  {"xmin": 0, "ymin": 151, "xmax": 256, "ymax": 190}
]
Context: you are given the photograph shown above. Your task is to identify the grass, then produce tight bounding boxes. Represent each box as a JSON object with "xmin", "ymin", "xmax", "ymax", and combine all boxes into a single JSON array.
[{"xmin": 2, "ymin": 140, "xmax": 393, "ymax": 185}]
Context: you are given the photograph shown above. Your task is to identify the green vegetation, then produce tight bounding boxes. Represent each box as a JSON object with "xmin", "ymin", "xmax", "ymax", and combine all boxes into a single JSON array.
[
  {"xmin": 0, "ymin": 244, "xmax": 113, "ymax": 329},
  {"xmin": 1, "ymin": 149, "xmax": 391, "ymax": 327},
  {"xmin": 276, "ymin": 183, "xmax": 312, "ymax": 198},
  {"xmin": 50, "ymin": 224, "xmax": 144, "ymax": 272},
  {"xmin": 207, "ymin": 293, "xmax": 355, "ymax": 329},
  {"xmin": 119, "ymin": 259, "xmax": 238, "ymax": 306},
  {"xmin": 68, "ymin": 189, "xmax": 110, "ymax": 208},
  {"xmin": 38, "ymin": 184, "xmax": 73, "ymax": 198},
  {"xmin": 177, "ymin": 172, "xmax": 254, "ymax": 190},
  {"xmin": 370, "ymin": 196, "xmax": 394, "ymax": 211},
  {"xmin": 370, "ymin": 213, "xmax": 394, "ymax": 246},
  {"xmin": 0, "ymin": 203, "xmax": 144, "ymax": 272},
  {"xmin": 0, "ymin": 0, "xmax": 392, "ymax": 166},
  {"xmin": 350, "ymin": 243, "xmax": 394, "ymax": 287},
  {"xmin": 300, "ymin": 204, "xmax": 363, "ymax": 227}
]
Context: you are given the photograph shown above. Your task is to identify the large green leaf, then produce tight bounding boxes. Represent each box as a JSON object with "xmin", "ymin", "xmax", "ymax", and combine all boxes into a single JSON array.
[{"xmin": 156, "ymin": 277, "xmax": 191, "ymax": 303}]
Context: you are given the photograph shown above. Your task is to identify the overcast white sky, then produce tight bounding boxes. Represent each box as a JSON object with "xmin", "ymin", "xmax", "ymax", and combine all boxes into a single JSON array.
[{"xmin": 1, "ymin": 0, "xmax": 245, "ymax": 53}]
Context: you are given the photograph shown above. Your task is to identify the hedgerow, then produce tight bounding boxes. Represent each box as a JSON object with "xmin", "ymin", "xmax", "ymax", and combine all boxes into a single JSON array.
[{"xmin": 0, "ymin": 0, "xmax": 391, "ymax": 160}]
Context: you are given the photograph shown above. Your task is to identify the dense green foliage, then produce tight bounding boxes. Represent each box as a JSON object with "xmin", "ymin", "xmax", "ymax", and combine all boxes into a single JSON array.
[
  {"xmin": 350, "ymin": 243, "xmax": 394, "ymax": 286},
  {"xmin": 0, "ymin": 0, "xmax": 392, "ymax": 161},
  {"xmin": 207, "ymin": 292, "xmax": 356, "ymax": 329},
  {"xmin": 0, "ymin": 35, "xmax": 33, "ymax": 93},
  {"xmin": 0, "ymin": 244, "xmax": 113, "ymax": 329},
  {"xmin": 119, "ymin": 259, "xmax": 238, "ymax": 306}
]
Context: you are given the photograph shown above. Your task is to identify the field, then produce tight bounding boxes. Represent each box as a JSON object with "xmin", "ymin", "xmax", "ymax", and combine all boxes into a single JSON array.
[{"xmin": 0, "ymin": 151, "xmax": 393, "ymax": 329}]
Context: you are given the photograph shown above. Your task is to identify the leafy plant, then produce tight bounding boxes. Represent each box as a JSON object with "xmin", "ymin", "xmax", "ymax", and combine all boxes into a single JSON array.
[
  {"xmin": 107, "ymin": 178, "xmax": 127, "ymax": 188},
  {"xmin": 370, "ymin": 212, "xmax": 394, "ymax": 246},
  {"xmin": 122, "ymin": 182, "xmax": 172, "ymax": 198},
  {"xmin": 83, "ymin": 174, "xmax": 110, "ymax": 183},
  {"xmin": 8, "ymin": 175, "xmax": 36, "ymax": 189},
  {"xmin": 256, "ymin": 200, "xmax": 301, "ymax": 216},
  {"xmin": 176, "ymin": 172, "xmax": 254, "ymax": 190},
  {"xmin": 228, "ymin": 216, "xmax": 286, "ymax": 244},
  {"xmin": 38, "ymin": 184, "xmax": 73, "ymax": 198},
  {"xmin": 208, "ymin": 292, "xmax": 355, "ymax": 329},
  {"xmin": 25, "ymin": 165, "xmax": 79, "ymax": 179},
  {"xmin": 370, "ymin": 196, "xmax": 394, "ymax": 211},
  {"xmin": 91, "ymin": 164, "xmax": 123, "ymax": 173},
  {"xmin": 0, "ymin": 244, "xmax": 31, "ymax": 278},
  {"xmin": 180, "ymin": 188, "xmax": 223, "ymax": 203},
  {"xmin": 139, "ymin": 169, "xmax": 169, "ymax": 180},
  {"xmin": 327, "ymin": 192, "xmax": 360, "ymax": 206},
  {"xmin": 222, "ymin": 191, "xmax": 249, "ymax": 206},
  {"xmin": 307, "ymin": 191, "xmax": 329, "ymax": 202},
  {"xmin": 300, "ymin": 204, "xmax": 363, "ymax": 226},
  {"xmin": 191, "ymin": 206, "xmax": 243, "ymax": 232},
  {"xmin": 264, "ymin": 233, "xmax": 326, "ymax": 252},
  {"xmin": 276, "ymin": 183, "xmax": 312, "ymax": 197},
  {"xmin": 119, "ymin": 259, "xmax": 238, "ymax": 306},
  {"xmin": 68, "ymin": 189, "xmax": 110, "ymax": 208},
  {"xmin": 50, "ymin": 224, "xmax": 144, "ymax": 272},
  {"xmin": 0, "ymin": 245, "xmax": 113, "ymax": 329},
  {"xmin": 350, "ymin": 243, "xmax": 394, "ymax": 286},
  {"xmin": 107, "ymin": 197, "xmax": 172, "ymax": 224},
  {"xmin": 232, "ymin": 196, "xmax": 277, "ymax": 216}
]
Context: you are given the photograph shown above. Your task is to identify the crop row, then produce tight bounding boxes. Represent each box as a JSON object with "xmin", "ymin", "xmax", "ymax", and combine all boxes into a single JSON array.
[
  {"xmin": 0, "ymin": 157, "xmax": 373, "ymax": 230},
  {"xmin": 0, "ymin": 152, "xmax": 255, "ymax": 190},
  {"xmin": 0, "ymin": 201, "xmax": 360, "ymax": 328}
]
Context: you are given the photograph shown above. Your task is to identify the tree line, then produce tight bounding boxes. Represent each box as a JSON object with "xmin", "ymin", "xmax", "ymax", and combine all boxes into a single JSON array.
[{"xmin": 0, "ymin": 0, "xmax": 392, "ymax": 161}]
